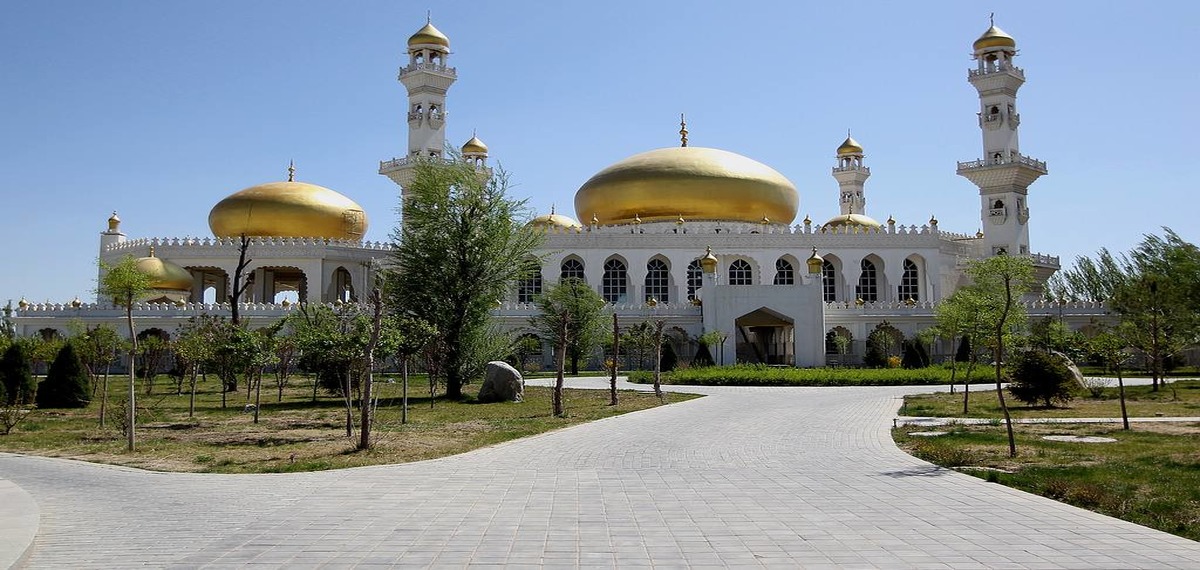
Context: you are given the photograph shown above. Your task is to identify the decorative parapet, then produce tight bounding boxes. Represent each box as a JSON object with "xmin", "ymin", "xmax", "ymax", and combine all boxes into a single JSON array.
[
  {"xmin": 968, "ymin": 65, "xmax": 1024, "ymax": 80},
  {"xmin": 956, "ymin": 153, "xmax": 1047, "ymax": 174},
  {"xmin": 399, "ymin": 62, "xmax": 456, "ymax": 77},
  {"xmin": 104, "ymin": 236, "xmax": 393, "ymax": 254},
  {"xmin": 1029, "ymin": 252, "xmax": 1060, "ymax": 268},
  {"xmin": 569, "ymin": 219, "xmax": 947, "ymax": 238}
]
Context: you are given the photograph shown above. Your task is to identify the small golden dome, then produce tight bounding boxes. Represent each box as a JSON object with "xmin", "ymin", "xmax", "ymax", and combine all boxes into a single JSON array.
[
  {"xmin": 70, "ymin": 296, "xmax": 83, "ymax": 308},
  {"xmin": 825, "ymin": 213, "xmax": 883, "ymax": 229},
  {"xmin": 409, "ymin": 21, "xmax": 450, "ymax": 48},
  {"xmin": 806, "ymin": 247, "xmax": 824, "ymax": 274},
  {"xmin": 575, "ymin": 146, "xmax": 798, "ymax": 225},
  {"xmin": 18, "ymin": 297, "xmax": 29, "ymax": 309},
  {"xmin": 209, "ymin": 180, "xmax": 367, "ymax": 240},
  {"xmin": 527, "ymin": 211, "xmax": 582, "ymax": 231},
  {"xmin": 135, "ymin": 249, "xmax": 193, "ymax": 291},
  {"xmin": 974, "ymin": 24, "xmax": 1016, "ymax": 51},
  {"xmin": 837, "ymin": 136, "xmax": 864, "ymax": 156},
  {"xmin": 700, "ymin": 246, "xmax": 719, "ymax": 273},
  {"xmin": 107, "ymin": 211, "xmax": 121, "ymax": 231},
  {"xmin": 461, "ymin": 134, "xmax": 488, "ymax": 155}
]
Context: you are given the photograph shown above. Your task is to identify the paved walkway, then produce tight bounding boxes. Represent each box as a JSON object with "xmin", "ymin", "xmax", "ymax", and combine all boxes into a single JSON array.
[{"xmin": 1, "ymin": 378, "xmax": 1198, "ymax": 568}]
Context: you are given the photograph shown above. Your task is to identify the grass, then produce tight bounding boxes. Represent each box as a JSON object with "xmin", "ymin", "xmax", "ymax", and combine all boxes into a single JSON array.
[
  {"xmin": 0, "ymin": 374, "xmax": 698, "ymax": 473},
  {"xmin": 899, "ymin": 379, "xmax": 1200, "ymax": 418},
  {"xmin": 629, "ymin": 364, "xmax": 995, "ymax": 386},
  {"xmin": 893, "ymin": 423, "xmax": 1200, "ymax": 542}
]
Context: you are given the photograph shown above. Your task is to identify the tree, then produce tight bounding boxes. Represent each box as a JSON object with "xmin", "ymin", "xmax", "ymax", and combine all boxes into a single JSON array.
[
  {"xmin": 173, "ymin": 316, "xmax": 219, "ymax": 418},
  {"xmin": 228, "ymin": 234, "xmax": 253, "ymax": 325},
  {"xmin": 1008, "ymin": 349, "xmax": 1076, "ymax": 408},
  {"xmin": 37, "ymin": 343, "xmax": 90, "ymax": 408},
  {"xmin": 697, "ymin": 330, "xmax": 728, "ymax": 366},
  {"xmin": 136, "ymin": 332, "xmax": 168, "ymax": 394},
  {"xmin": 608, "ymin": 313, "xmax": 619, "ymax": 406},
  {"xmin": 936, "ymin": 290, "xmax": 989, "ymax": 402},
  {"xmin": 98, "ymin": 255, "xmax": 154, "ymax": 451},
  {"xmin": 0, "ymin": 344, "xmax": 36, "ymax": 406},
  {"xmin": 1088, "ymin": 326, "xmax": 1132, "ymax": 430},
  {"xmin": 532, "ymin": 278, "xmax": 606, "ymax": 417},
  {"xmin": 388, "ymin": 156, "xmax": 543, "ymax": 400},
  {"xmin": 71, "ymin": 324, "xmax": 124, "ymax": 427},
  {"xmin": 963, "ymin": 254, "xmax": 1034, "ymax": 457}
]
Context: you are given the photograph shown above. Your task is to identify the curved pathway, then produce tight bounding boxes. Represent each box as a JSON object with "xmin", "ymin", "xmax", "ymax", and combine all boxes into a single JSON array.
[{"xmin": 2, "ymin": 379, "xmax": 1198, "ymax": 568}]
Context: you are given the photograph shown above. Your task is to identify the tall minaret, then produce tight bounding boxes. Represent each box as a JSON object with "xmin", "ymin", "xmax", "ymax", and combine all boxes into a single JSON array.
[
  {"xmin": 832, "ymin": 133, "xmax": 870, "ymax": 216},
  {"xmin": 379, "ymin": 18, "xmax": 457, "ymax": 192},
  {"xmin": 97, "ymin": 211, "xmax": 126, "ymax": 302},
  {"xmin": 956, "ymin": 17, "xmax": 1047, "ymax": 256}
]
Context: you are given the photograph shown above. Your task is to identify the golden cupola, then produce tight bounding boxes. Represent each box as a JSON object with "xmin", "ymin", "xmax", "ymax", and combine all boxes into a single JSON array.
[
  {"xmin": 408, "ymin": 21, "xmax": 450, "ymax": 47},
  {"xmin": 135, "ymin": 248, "xmax": 193, "ymax": 291},
  {"xmin": 823, "ymin": 213, "xmax": 883, "ymax": 229},
  {"xmin": 837, "ymin": 136, "xmax": 864, "ymax": 156},
  {"xmin": 575, "ymin": 146, "xmax": 798, "ymax": 225},
  {"xmin": 527, "ymin": 205, "xmax": 581, "ymax": 231},
  {"xmin": 208, "ymin": 164, "xmax": 367, "ymax": 240},
  {"xmin": 973, "ymin": 23, "xmax": 1016, "ymax": 51},
  {"xmin": 461, "ymin": 134, "xmax": 488, "ymax": 155}
]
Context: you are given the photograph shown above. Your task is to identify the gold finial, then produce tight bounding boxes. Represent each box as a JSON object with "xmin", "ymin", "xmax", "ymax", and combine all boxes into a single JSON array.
[
  {"xmin": 677, "ymin": 214, "xmax": 685, "ymax": 225},
  {"xmin": 148, "ymin": 246, "xmax": 156, "ymax": 257},
  {"xmin": 591, "ymin": 213, "xmax": 599, "ymax": 226},
  {"xmin": 287, "ymin": 160, "xmax": 295, "ymax": 182},
  {"xmin": 679, "ymin": 113, "xmax": 688, "ymax": 147},
  {"xmin": 929, "ymin": 214, "xmax": 938, "ymax": 225},
  {"xmin": 427, "ymin": 10, "xmax": 432, "ymax": 24},
  {"xmin": 990, "ymin": 12, "xmax": 994, "ymax": 26},
  {"xmin": 634, "ymin": 213, "xmax": 641, "ymax": 224},
  {"xmin": 550, "ymin": 203, "xmax": 556, "ymax": 215},
  {"xmin": 71, "ymin": 296, "xmax": 83, "ymax": 308},
  {"xmin": 761, "ymin": 214, "xmax": 770, "ymax": 225},
  {"xmin": 887, "ymin": 215, "xmax": 895, "ymax": 225},
  {"xmin": 803, "ymin": 214, "xmax": 811, "ymax": 225},
  {"xmin": 976, "ymin": 229, "xmax": 984, "ymax": 238}
]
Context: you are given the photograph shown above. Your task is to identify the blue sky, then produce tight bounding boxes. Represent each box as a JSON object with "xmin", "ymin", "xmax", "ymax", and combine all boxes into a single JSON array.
[{"xmin": 2, "ymin": 1, "xmax": 1196, "ymax": 305}]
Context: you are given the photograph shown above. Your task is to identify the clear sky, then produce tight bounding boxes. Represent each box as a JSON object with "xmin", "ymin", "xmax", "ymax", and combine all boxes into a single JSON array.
[{"xmin": 2, "ymin": 1, "xmax": 1196, "ymax": 305}]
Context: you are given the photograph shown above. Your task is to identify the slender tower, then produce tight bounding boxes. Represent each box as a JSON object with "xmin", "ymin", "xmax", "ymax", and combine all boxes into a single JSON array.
[
  {"xmin": 379, "ymin": 18, "xmax": 456, "ymax": 192},
  {"xmin": 832, "ymin": 133, "xmax": 870, "ymax": 217},
  {"xmin": 956, "ymin": 17, "xmax": 1047, "ymax": 257},
  {"xmin": 97, "ymin": 211, "xmax": 126, "ymax": 302}
]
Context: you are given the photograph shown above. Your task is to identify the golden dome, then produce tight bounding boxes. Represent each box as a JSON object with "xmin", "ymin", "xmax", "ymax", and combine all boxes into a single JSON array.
[
  {"xmin": 837, "ymin": 136, "xmax": 864, "ymax": 155},
  {"xmin": 208, "ymin": 180, "xmax": 367, "ymax": 240},
  {"xmin": 527, "ymin": 212, "xmax": 582, "ymax": 231},
  {"xmin": 107, "ymin": 211, "xmax": 121, "ymax": 231},
  {"xmin": 575, "ymin": 146, "xmax": 798, "ymax": 225},
  {"xmin": 974, "ymin": 24, "xmax": 1016, "ymax": 51},
  {"xmin": 461, "ymin": 134, "xmax": 488, "ymax": 155},
  {"xmin": 824, "ymin": 213, "xmax": 883, "ymax": 229},
  {"xmin": 409, "ymin": 21, "xmax": 449, "ymax": 48},
  {"xmin": 136, "ymin": 249, "xmax": 193, "ymax": 291}
]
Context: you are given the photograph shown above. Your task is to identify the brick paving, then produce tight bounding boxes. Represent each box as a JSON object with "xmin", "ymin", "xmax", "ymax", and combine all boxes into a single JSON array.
[{"xmin": 2, "ymin": 378, "xmax": 1198, "ymax": 568}]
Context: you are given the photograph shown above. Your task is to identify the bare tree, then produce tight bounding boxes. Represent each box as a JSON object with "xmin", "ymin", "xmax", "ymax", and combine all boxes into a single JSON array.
[{"xmin": 228, "ymin": 234, "xmax": 253, "ymax": 326}]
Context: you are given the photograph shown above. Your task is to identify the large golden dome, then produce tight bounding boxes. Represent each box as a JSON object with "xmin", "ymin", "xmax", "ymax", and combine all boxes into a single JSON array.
[
  {"xmin": 974, "ymin": 24, "xmax": 1016, "ymax": 51},
  {"xmin": 208, "ymin": 181, "xmax": 367, "ymax": 240},
  {"xmin": 574, "ymin": 147, "xmax": 798, "ymax": 225},
  {"xmin": 135, "ymin": 249, "xmax": 192, "ymax": 291},
  {"xmin": 823, "ymin": 213, "xmax": 882, "ymax": 229},
  {"xmin": 527, "ymin": 211, "xmax": 581, "ymax": 231}
]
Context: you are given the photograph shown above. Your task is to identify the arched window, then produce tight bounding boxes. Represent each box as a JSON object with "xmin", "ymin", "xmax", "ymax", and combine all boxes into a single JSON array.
[
  {"xmin": 644, "ymin": 259, "xmax": 669, "ymax": 303},
  {"xmin": 729, "ymin": 259, "xmax": 753, "ymax": 285},
  {"xmin": 822, "ymin": 260, "xmax": 837, "ymax": 302},
  {"xmin": 560, "ymin": 258, "xmax": 585, "ymax": 283},
  {"xmin": 518, "ymin": 266, "xmax": 543, "ymax": 304},
  {"xmin": 856, "ymin": 259, "xmax": 878, "ymax": 302},
  {"xmin": 773, "ymin": 259, "xmax": 794, "ymax": 285},
  {"xmin": 686, "ymin": 260, "xmax": 703, "ymax": 301},
  {"xmin": 899, "ymin": 259, "xmax": 920, "ymax": 302},
  {"xmin": 602, "ymin": 259, "xmax": 628, "ymax": 303}
]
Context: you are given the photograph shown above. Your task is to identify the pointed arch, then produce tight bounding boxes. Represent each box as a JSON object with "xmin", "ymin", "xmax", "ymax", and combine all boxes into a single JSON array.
[
  {"xmin": 773, "ymin": 256, "xmax": 797, "ymax": 285},
  {"xmin": 644, "ymin": 256, "xmax": 671, "ymax": 303},
  {"xmin": 686, "ymin": 259, "xmax": 703, "ymax": 301},
  {"xmin": 601, "ymin": 256, "xmax": 629, "ymax": 303},
  {"xmin": 559, "ymin": 256, "xmax": 585, "ymax": 283},
  {"xmin": 728, "ymin": 258, "xmax": 753, "ymax": 285}
]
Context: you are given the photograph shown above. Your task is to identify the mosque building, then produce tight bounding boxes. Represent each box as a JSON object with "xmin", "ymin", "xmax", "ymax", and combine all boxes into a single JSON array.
[{"xmin": 10, "ymin": 18, "xmax": 1106, "ymax": 367}]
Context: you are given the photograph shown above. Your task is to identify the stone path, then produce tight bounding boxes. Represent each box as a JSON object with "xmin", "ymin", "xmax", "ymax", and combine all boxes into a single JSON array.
[{"xmin": 1, "ymin": 378, "xmax": 1198, "ymax": 568}]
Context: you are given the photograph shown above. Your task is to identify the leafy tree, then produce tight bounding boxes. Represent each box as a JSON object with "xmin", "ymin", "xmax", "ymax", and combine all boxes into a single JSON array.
[
  {"xmin": 37, "ymin": 343, "xmax": 90, "ymax": 408},
  {"xmin": 532, "ymin": 278, "xmax": 606, "ymax": 417},
  {"xmin": 136, "ymin": 332, "xmax": 169, "ymax": 393},
  {"xmin": 70, "ymin": 324, "xmax": 124, "ymax": 427},
  {"xmin": 622, "ymin": 322, "xmax": 659, "ymax": 371},
  {"xmin": 697, "ymin": 330, "xmax": 727, "ymax": 366},
  {"xmin": 964, "ymin": 254, "xmax": 1034, "ymax": 457},
  {"xmin": 864, "ymin": 325, "xmax": 902, "ymax": 368},
  {"xmin": 1009, "ymin": 349, "xmax": 1076, "ymax": 408},
  {"xmin": 1, "ymin": 343, "xmax": 36, "ymax": 405},
  {"xmin": 900, "ymin": 339, "xmax": 929, "ymax": 369},
  {"xmin": 388, "ymin": 314, "xmax": 437, "ymax": 424},
  {"xmin": 388, "ymin": 156, "xmax": 543, "ymax": 399},
  {"xmin": 98, "ymin": 255, "xmax": 154, "ymax": 450},
  {"xmin": 173, "ymin": 315, "xmax": 220, "ymax": 417},
  {"xmin": 1088, "ymin": 326, "xmax": 1132, "ymax": 430}
]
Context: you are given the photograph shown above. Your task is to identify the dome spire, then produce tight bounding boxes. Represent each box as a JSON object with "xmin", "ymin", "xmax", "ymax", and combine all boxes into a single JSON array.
[
  {"xmin": 287, "ymin": 160, "xmax": 295, "ymax": 182},
  {"xmin": 679, "ymin": 114, "xmax": 688, "ymax": 147}
]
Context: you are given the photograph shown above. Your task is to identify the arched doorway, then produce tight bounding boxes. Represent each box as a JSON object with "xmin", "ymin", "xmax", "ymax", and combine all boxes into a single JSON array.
[{"xmin": 734, "ymin": 307, "xmax": 794, "ymax": 365}]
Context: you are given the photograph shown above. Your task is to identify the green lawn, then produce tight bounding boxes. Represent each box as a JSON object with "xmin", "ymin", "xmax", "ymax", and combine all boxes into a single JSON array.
[
  {"xmin": 900, "ymin": 379, "xmax": 1200, "ymax": 418},
  {"xmin": 0, "ymin": 374, "xmax": 697, "ymax": 473},
  {"xmin": 894, "ymin": 423, "xmax": 1200, "ymax": 542},
  {"xmin": 629, "ymin": 364, "xmax": 997, "ymax": 386}
]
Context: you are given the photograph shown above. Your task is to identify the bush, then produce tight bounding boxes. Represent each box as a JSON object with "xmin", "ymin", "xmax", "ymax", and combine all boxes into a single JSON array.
[
  {"xmin": 0, "ymin": 344, "xmax": 36, "ymax": 405},
  {"xmin": 36, "ymin": 343, "xmax": 91, "ymax": 409},
  {"xmin": 660, "ymin": 343, "xmax": 678, "ymax": 372},
  {"xmin": 1009, "ymin": 350, "xmax": 1076, "ymax": 407},
  {"xmin": 901, "ymin": 340, "xmax": 930, "ymax": 369},
  {"xmin": 691, "ymin": 342, "xmax": 714, "ymax": 367}
]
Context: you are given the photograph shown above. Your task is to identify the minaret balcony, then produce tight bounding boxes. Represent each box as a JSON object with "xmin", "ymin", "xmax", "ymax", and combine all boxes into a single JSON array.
[
  {"xmin": 407, "ymin": 112, "xmax": 423, "ymax": 126},
  {"xmin": 399, "ymin": 62, "xmax": 457, "ymax": 77},
  {"xmin": 968, "ymin": 65, "xmax": 1024, "ymax": 80},
  {"xmin": 831, "ymin": 165, "xmax": 870, "ymax": 175},
  {"xmin": 957, "ymin": 153, "xmax": 1047, "ymax": 175}
]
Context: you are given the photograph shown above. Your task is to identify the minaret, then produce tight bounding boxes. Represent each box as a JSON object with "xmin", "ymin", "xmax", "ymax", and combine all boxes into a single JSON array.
[
  {"xmin": 379, "ymin": 17, "xmax": 457, "ymax": 192},
  {"xmin": 461, "ymin": 131, "xmax": 489, "ymax": 168},
  {"xmin": 832, "ymin": 133, "xmax": 870, "ymax": 216},
  {"xmin": 97, "ymin": 211, "xmax": 126, "ymax": 302},
  {"xmin": 956, "ymin": 17, "xmax": 1047, "ymax": 256}
]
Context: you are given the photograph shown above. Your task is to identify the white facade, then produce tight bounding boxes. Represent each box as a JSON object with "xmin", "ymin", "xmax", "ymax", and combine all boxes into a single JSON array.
[{"xmin": 12, "ymin": 19, "xmax": 1106, "ymax": 368}]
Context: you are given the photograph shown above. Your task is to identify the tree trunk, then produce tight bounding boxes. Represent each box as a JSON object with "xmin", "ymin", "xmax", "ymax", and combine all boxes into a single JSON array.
[
  {"xmin": 401, "ymin": 358, "xmax": 409, "ymax": 425},
  {"xmin": 1116, "ymin": 364, "xmax": 1130, "ymax": 430},
  {"xmin": 609, "ymin": 313, "xmax": 619, "ymax": 406},
  {"xmin": 253, "ymin": 368, "xmax": 262, "ymax": 424},
  {"xmin": 188, "ymin": 363, "xmax": 198, "ymax": 418},
  {"xmin": 996, "ymin": 275, "xmax": 1016, "ymax": 458},
  {"xmin": 343, "ymin": 365, "xmax": 353, "ymax": 438},
  {"xmin": 125, "ymin": 301, "xmax": 137, "ymax": 452},
  {"xmin": 99, "ymin": 362, "xmax": 110, "ymax": 429},
  {"xmin": 652, "ymin": 321, "xmax": 665, "ymax": 402},
  {"xmin": 553, "ymin": 319, "xmax": 567, "ymax": 417},
  {"xmin": 359, "ymin": 288, "xmax": 383, "ymax": 451}
]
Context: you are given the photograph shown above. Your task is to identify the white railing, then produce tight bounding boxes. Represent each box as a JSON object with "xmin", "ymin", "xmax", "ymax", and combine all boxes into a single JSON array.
[
  {"xmin": 957, "ymin": 153, "xmax": 1047, "ymax": 172},
  {"xmin": 104, "ymin": 236, "xmax": 393, "ymax": 253},
  {"xmin": 399, "ymin": 63, "xmax": 456, "ymax": 76}
]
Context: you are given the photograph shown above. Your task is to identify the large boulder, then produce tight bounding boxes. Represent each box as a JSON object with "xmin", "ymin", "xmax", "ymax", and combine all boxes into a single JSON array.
[{"xmin": 478, "ymin": 361, "xmax": 524, "ymax": 403}]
